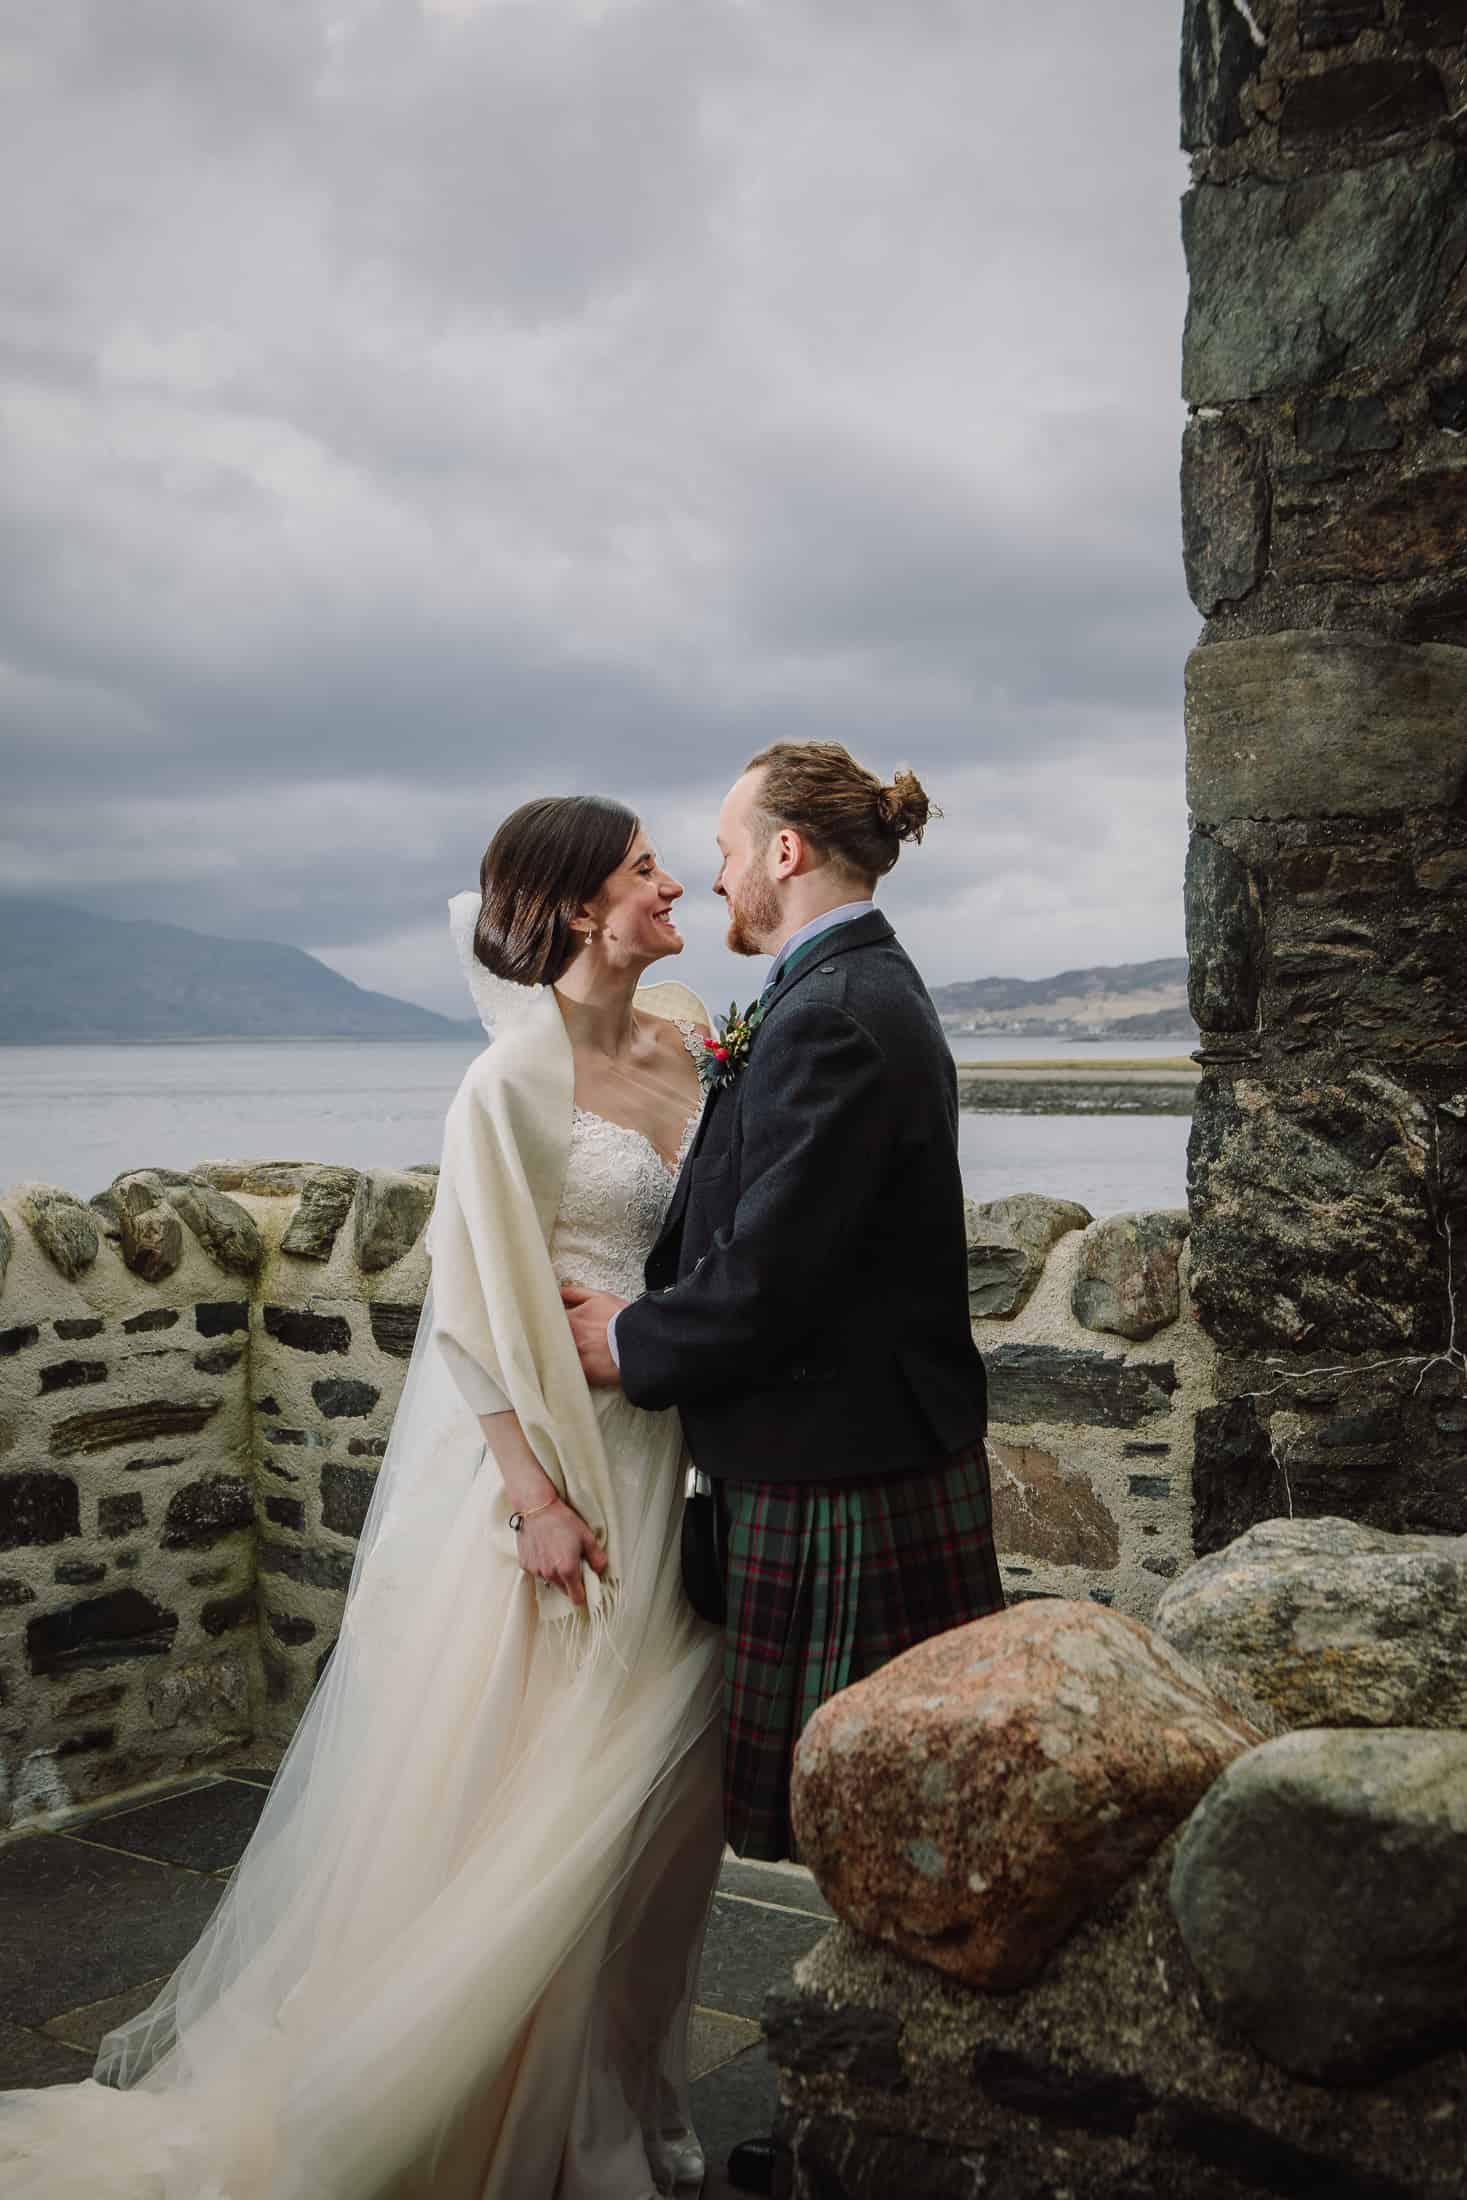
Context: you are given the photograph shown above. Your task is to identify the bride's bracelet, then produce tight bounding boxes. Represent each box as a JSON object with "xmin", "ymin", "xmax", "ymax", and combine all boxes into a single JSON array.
[{"xmin": 508, "ymin": 1494, "xmax": 560, "ymax": 1533}]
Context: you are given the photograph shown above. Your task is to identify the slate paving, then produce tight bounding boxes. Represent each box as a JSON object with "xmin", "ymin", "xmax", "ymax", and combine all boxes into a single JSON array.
[{"xmin": 0, "ymin": 1769, "xmax": 831, "ymax": 2197}]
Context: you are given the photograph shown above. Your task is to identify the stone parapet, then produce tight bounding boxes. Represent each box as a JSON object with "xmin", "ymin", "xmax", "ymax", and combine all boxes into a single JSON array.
[
  {"xmin": 968, "ymin": 1201, "xmax": 1212, "ymax": 1617},
  {"xmin": 0, "ymin": 1162, "xmax": 432, "ymax": 1828}
]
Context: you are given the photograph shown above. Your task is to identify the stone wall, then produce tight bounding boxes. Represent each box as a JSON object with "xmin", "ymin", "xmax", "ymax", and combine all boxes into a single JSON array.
[
  {"xmin": 0, "ymin": 1163, "xmax": 432, "ymax": 1828},
  {"xmin": 1180, "ymin": 0, "xmax": 1467, "ymax": 1546},
  {"xmin": 0, "ymin": 1161, "xmax": 1203, "ymax": 1827},
  {"xmin": 969, "ymin": 1197, "xmax": 1208, "ymax": 1618}
]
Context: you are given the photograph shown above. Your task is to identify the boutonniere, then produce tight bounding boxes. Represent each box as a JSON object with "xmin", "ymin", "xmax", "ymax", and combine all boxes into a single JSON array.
[{"xmin": 697, "ymin": 997, "xmax": 765, "ymax": 1091}]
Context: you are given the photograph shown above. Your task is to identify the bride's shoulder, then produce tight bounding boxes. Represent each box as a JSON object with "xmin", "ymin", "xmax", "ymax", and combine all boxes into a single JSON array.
[{"xmin": 634, "ymin": 978, "xmax": 710, "ymax": 1032}]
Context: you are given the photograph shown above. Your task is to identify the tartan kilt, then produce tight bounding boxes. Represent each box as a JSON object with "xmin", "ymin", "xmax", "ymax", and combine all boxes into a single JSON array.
[{"xmin": 719, "ymin": 1441, "xmax": 1005, "ymax": 1862}]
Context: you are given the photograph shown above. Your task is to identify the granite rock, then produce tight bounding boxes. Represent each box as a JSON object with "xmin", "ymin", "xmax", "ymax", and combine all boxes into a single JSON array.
[
  {"xmin": 1299, "ymin": 0, "xmax": 1385, "ymax": 47},
  {"xmin": 1182, "ymin": 150, "xmax": 1467, "ymax": 403},
  {"xmin": 1071, "ymin": 1211, "xmax": 1190, "ymax": 1343},
  {"xmin": 1157, "ymin": 1514, "xmax": 1467, "ymax": 1730},
  {"xmin": 989, "ymin": 1443, "xmax": 1120, "ymax": 1571},
  {"xmin": 1180, "ymin": 0, "xmax": 1261, "ymax": 150},
  {"xmin": 1186, "ymin": 634, "xmax": 1467, "ymax": 826},
  {"xmin": 164, "ymin": 1182, "xmax": 264, "ymax": 1277},
  {"xmin": 965, "ymin": 1194, "xmax": 1091, "ymax": 1319},
  {"xmin": 1278, "ymin": 56, "xmax": 1445, "ymax": 148},
  {"xmin": 353, "ymin": 1171, "xmax": 435, "ymax": 1273},
  {"xmin": 1181, "ymin": 414, "xmax": 1269, "ymax": 614},
  {"xmin": 113, "ymin": 1175, "xmax": 185, "ymax": 1284},
  {"xmin": 790, "ymin": 1600, "xmax": 1259, "ymax": 1991},
  {"xmin": 1171, "ymin": 1728, "xmax": 1467, "ymax": 2079},
  {"xmin": 14, "ymin": 1186, "xmax": 100, "ymax": 1281},
  {"xmin": 1184, "ymin": 832, "xmax": 1262, "ymax": 1033},
  {"xmin": 1187, "ymin": 1069, "xmax": 1436, "ymax": 1355},
  {"xmin": 986, "ymin": 1342, "xmax": 1178, "ymax": 1429},
  {"xmin": 281, "ymin": 1167, "xmax": 361, "ymax": 1261}
]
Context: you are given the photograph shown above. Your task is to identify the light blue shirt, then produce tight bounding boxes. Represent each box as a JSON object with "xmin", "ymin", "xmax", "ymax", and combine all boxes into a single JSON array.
[{"xmin": 608, "ymin": 899, "xmax": 876, "ymax": 1366}]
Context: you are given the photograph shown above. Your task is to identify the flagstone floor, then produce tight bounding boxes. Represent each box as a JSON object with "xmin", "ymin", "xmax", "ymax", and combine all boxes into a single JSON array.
[{"xmin": 0, "ymin": 1767, "xmax": 832, "ymax": 2197}]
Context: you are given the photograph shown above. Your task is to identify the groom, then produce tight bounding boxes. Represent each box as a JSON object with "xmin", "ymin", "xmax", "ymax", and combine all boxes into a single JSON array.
[{"xmin": 565, "ymin": 738, "xmax": 1003, "ymax": 2184}]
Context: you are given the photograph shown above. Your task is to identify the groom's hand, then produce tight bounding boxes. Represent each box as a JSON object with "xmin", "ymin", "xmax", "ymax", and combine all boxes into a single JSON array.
[{"xmin": 560, "ymin": 1283, "xmax": 627, "ymax": 1389}]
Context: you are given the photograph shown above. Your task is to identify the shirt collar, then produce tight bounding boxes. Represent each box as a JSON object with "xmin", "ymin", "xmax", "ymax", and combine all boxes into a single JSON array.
[{"xmin": 768, "ymin": 900, "xmax": 875, "ymax": 982}]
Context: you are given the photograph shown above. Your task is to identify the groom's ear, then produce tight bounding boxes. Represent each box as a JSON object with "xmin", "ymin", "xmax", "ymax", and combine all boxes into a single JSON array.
[{"xmin": 769, "ymin": 824, "xmax": 802, "ymax": 879}]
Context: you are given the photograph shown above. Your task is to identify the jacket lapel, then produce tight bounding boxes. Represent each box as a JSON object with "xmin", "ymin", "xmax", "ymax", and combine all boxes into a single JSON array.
[{"xmin": 647, "ymin": 909, "xmax": 896, "ymax": 1269}]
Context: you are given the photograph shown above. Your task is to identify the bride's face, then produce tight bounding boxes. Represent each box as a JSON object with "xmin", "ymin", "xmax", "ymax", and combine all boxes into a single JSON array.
[{"xmin": 585, "ymin": 832, "xmax": 685, "ymax": 967}]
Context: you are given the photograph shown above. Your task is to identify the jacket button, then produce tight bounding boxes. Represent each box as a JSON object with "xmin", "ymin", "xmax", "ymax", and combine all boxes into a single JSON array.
[{"xmin": 819, "ymin": 963, "xmax": 835, "ymax": 974}]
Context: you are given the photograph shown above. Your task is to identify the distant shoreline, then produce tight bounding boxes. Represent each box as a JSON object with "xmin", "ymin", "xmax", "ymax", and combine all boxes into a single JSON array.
[{"xmin": 956, "ymin": 1059, "xmax": 1198, "ymax": 1081}]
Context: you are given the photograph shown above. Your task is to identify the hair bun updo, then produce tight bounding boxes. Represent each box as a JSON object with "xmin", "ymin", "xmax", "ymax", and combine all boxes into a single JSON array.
[{"xmin": 876, "ymin": 767, "xmax": 935, "ymax": 845}]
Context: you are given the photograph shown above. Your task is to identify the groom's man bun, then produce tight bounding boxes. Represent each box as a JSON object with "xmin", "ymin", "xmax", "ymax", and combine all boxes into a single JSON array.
[{"xmin": 745, "ymin": 741, "xmax": 937, "ymax": 882}]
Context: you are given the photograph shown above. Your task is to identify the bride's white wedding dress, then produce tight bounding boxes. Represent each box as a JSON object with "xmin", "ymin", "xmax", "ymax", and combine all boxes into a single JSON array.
[{"xmin": 0, "ymin": 1027, "xmax": 723, "ymax": 2199}]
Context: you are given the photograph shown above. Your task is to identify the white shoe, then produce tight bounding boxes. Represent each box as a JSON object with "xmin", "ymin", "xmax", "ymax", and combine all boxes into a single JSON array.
[{"xmin": 645, "ymin": 2126, "xmax": 705, "ymax": 2195}]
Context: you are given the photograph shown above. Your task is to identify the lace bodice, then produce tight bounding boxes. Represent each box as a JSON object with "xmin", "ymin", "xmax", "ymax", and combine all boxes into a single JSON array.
[{"xmin": 548, "ymin": 1022, "xmax": 705, "ymax": 1303}]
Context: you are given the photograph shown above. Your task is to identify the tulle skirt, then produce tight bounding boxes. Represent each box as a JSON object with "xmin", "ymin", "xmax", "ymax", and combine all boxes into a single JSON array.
[{"xmin": 0, "ymin": 1368, "xmax": 724, "ymax": 2199}]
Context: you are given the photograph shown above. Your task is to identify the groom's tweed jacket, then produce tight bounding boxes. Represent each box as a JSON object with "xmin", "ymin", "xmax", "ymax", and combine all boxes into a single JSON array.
[{"xmin": 615, "ymin": 910, "xmax": 988, "ymax": 1483}]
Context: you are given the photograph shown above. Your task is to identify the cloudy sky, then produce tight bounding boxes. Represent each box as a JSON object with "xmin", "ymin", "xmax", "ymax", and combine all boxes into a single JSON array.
[{"xmin": 3, "ymin": 0, "xmax": 1194, "ymax": 1019}]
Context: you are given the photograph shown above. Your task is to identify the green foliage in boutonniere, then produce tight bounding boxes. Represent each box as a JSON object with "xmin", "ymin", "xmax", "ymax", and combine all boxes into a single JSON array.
[{"xmin": 697, "ymin": 997, "xmax": 765, "ymax": 1092}]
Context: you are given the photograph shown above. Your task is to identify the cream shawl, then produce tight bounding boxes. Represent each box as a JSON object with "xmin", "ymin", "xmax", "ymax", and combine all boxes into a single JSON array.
[{"xmin": 428, "ymin": 973, "xmax": 706, "ymax": 1642}]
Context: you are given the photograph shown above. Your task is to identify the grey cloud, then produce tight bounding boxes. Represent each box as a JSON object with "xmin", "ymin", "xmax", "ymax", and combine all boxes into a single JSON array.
[{"xmin": 2, "ymin": 0, "xmax": 1194, "ymax": 999}]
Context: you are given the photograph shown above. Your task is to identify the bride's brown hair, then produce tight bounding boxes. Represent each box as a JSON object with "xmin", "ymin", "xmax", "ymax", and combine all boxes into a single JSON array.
[
  {"xmin": 744, "ymin": 740, "xmax": 936, "ymax": 882},
  {"xmin": 476, "ymin": 796, "xmax": 639, "ymax": 985}
]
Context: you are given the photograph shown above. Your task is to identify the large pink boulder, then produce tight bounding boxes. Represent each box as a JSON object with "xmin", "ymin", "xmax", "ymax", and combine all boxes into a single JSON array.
[{"xmin": 790, "ymin": 1599, "xmax": 1260, "ymax": 1990}]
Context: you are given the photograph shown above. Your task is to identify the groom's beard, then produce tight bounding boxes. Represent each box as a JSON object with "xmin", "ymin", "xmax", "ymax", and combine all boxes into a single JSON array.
[{"xmin": 724, "ymin": 870, "xmax": 782, "ymax": 957}]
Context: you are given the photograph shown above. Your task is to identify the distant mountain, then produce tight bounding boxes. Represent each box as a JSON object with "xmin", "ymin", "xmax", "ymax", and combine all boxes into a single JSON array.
[
  {"xmin": 930, "ymin": 957, "xmax": 1194, "ymax": 1040},
  {"xmin": 0, "ymin": 899, "xmax": 482, "ymax": 1044}
]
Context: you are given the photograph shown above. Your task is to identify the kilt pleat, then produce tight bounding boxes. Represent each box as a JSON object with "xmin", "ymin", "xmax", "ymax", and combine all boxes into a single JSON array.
[{"xmin": 720, "ymin": 1442, "xmax": 1005, "ymax": 1861}]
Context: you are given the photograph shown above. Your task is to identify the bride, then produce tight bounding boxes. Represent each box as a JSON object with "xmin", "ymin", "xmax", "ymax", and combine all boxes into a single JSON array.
[{"xmin": 0, "ymin": 797, "xmax": 725, "ymax": 2198}]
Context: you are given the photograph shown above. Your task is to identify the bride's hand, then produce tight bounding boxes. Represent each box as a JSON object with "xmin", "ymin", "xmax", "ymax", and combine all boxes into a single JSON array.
[{"xmin": 516, "ymin": 1498, "xmax": 609, "ymax": 1608}]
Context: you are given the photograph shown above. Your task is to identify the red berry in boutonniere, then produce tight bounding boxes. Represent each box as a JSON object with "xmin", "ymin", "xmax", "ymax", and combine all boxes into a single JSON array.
[{"xmin": 697, "ymin": 1000, "xmax": 764, "ymax": 1091}]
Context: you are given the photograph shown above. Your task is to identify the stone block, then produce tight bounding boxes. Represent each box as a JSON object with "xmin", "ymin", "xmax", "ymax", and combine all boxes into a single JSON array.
[
  {"xmin": 269, "ymin": 1612, "xmax": 317, "ymax": 1646},
  {"xmin": 160, "ymin": 1475, "xmax": 254, "ymax": 1550},
  {"xmin": 144, "ymin": 1652, "xmax": 250, "ymax": 1733},
  {"xmin": 965, "ymin": 1194, "xmax": 1090, "ymax": 1318},
  {"xmin": 1158, "ymin": 1514, "xmax": 1467, "ymax": 1729},
  {"xmin": 194, "ymin": 1345, "xmax": 243, "ymax": 1375},
  {"xmin": 1182, "ymin": 149, "xmax": 1467, "ymax": 402},
  {"xmin": 310, "ymin": 1377, "xmax": 379, "ymax": 1420},
  {"xmin": 0, "ymin": 1578, "xmax": 35, "ymax": 1605},
  {"xmin": 195, "ymin": 1301, "xmax": 249, "ymax": 1337},
  {"xmin": 0, "ymin": 1325, "xmax": 41, "ymax": 1357},
  {"xmin": 368, "ymin": 1301, "xmax": 423, "ymax": 1358},
  {"xmin": 985, "ymin": 1343, "xmax": 1178, "ymax": 1428},
  {"xmin": 258, "ymin": 1541, "xmax": 355, "ymax": 1593},
  {"xmin": 1071, "ymin": 1212, "xmax": 1190, "ymax": 1342},
  {"xmin": 320, "ymin": 1462, "xmax": 376, "ymax": 1539},
  {"xmin": 353, "ymin": 1171, "xmax": 435, "ymax": 1273},
  {"xmin": 263, "ymin": 1493, "xmax": 304, "ymax": 1530},
  {"xmin": 49, "ymin": 1399, "xmax": 222, "ymax": 1456},
  {"xmin": 1187, "ymin": 1070, "xmax": 1436, "ymax": 1354},
  {"xmin": 98, "ymin": 1493, "xmax": 145, "ymax": 1538},
  {"xmin": 38, "ymin": 1360, "xmax": 107, "ymax": 1393},
  {"xmin": 791, "ymin": 1601, "xmax": 1258, "ymax": 1990},
  {"xmin": 200, "ymin": 1590, "xmax": 255, "ymax": 1636},
  {"xmin": 1299, "ymin": 0, "xmax": 1384, "ymax": 47},
  {"xmin": 1192, "ymin": 1398, "xmax": 1283, "ymax": 1557},
  {"xmin": 1180, "ymin": 0, "xmax": 1262, "ymax": 149},
  {"xmin": 1401, "ymin": 0, "xmax": 1467, "ymax": 42},
  {"xmin": 121, "ymin": 1308, "xmax": 178, "ymax": 1335},
  {"xmin": 1171, "ymin": 1728, "xmax": 1467, "ymax": 2079},
  {"xmin": 27, "ymin": 1589, "xmax": 179, "ymax": 1676},
  {"xmin": 54, "ymin": 1559, "xmax": 106, "ymax": 1585},
  {"xmin": 989, "ymin": 1443, "xmax": 1120, "ymax": 1570},
  {"xmin": 1186, "ymin": 635, "xmax": 1467, "ymax": 824},
  {"xmin": 54, "ymin": 1317, "xmax": 104, "ymax": 1340},
  {"xmin": 1288, "ymin": 465, "xmax": 1467, "ymax": 583},
  {"xmin": 163, "ymin": 1183, "xmax": 263, "ymax": 1276},
  {"xmin": 0, "ymin": 1471, "xmax": 81, "ymax": 1551},
  {"xmin": 1278, "ymin": 56, "xmax": 1445, "ymax": 147},
  {"xmin": 113, "ymin": 1176, "xmax": 184, "ymax": 1283},
  {"xmin": 1184, "ymin": 831, "xmax": 1261, "ymax": 1033},
  {"xmin": 15, "ymin": 1187, "xmax": 99, "ymax": 1280},
  {"xmin": 1295, "ymin": 393, "xmax": 1400, "ymax": 456},
  {"xmin": 280, "ymin": 1168, "xmax": 360, "ymax": 1261},
  {"xmin": 1180, "ymin": 414, "xmax": 1269, "ymax": 614},
  {"xmin": 262, "ymin": 1305, "xmax": 351, "ymax": 1355},
  {"xmin": 192, "ymin": 1161, "xmax": 308, "ymax": 1195}
]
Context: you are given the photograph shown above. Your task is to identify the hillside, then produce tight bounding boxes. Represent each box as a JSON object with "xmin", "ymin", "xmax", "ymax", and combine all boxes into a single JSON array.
[
  {"xmin": 0, "ymin": 900, "xmax": 480, "ymax": 1044},
  {"xmin": 930, "ymin": 957, "xmax": 1193, "ymax": 1040}
]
